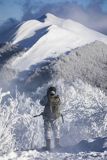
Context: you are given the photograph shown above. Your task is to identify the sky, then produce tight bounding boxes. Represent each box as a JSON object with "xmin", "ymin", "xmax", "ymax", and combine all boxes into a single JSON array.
[{"xmin": 0, "ymin": 0, "xmax": 107, "ymax": 34}]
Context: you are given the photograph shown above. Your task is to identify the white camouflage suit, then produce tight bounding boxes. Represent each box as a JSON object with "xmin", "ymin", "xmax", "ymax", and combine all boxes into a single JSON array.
[{"xmin": 40, "ymin": 95, "xmax": 61, "ymax": 140}]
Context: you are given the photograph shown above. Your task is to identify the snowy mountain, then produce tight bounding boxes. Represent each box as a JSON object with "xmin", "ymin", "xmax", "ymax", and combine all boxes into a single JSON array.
[
  {"xmin": 7, "ymin": 41, "xmax": 106, "ymax": 96},
  {"xmin": 0, "ymin": 13, "xmax": 107, "ymax": 160},
  {"xmin": 9, "ymin": 13, "xmax": 107, "ymax": 72}
]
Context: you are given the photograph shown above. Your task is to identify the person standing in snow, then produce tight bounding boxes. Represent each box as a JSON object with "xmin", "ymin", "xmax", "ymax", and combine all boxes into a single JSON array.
[{"xmin": 40, "ymin": 86, "xmax": 61, "ymax": 151}]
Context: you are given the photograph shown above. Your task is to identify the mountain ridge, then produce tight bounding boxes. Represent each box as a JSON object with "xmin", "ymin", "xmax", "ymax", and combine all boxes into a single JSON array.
[
  {"xmin": 10, "ymin": 40, "xmax": 107, "ymax": 95},
  {"xmin": 0, "ymin": 13, "xmax": 107, "ymax": 93},
  {"xmin": 8, "ymin": 13, "xmax": 107, "ymax": 72}
]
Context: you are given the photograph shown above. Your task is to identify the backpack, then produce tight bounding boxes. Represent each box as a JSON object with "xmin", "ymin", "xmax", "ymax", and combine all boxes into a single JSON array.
[{"xmin": 48, "ymin": 95, "xmax": 61, "ymax": 119}]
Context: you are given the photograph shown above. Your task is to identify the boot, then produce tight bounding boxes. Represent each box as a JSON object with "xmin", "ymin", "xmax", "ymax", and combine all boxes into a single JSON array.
[
  {"xmin": 46, "ymin": 139, "xmax": 51, "ymax": 151},
  {"xmin": 55, "ymin": 138, "xmax": 61, "ymax": 149}
]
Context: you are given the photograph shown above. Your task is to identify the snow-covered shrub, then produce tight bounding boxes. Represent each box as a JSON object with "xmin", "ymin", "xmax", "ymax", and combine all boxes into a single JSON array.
[
  {"xmin": 0, "ymin": 42, "xmax": 23, "ymax": 67},
  {"xmin": 0, "ymin": 79, "xmax": 107, "ymax": 153},
  {"xmin": 19, "ymin": 41, "xmax": 107, "ymax": 95},
  {"xmin": 53, "ymin": 41, "xmax": 107, "ymax": 93},
  {"xmin": 59, "ymin": 80, "xmax": 107, "ymax": 146},
  {"xmin": 0, "ymin": 89, "xmax": 44, "ymax": 154}
]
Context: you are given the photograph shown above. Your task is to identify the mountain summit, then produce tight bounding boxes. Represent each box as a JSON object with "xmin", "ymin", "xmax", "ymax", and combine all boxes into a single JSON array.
[{"xmin": 10, "ymin": 13, "xmax": 107, "ymax": 72}]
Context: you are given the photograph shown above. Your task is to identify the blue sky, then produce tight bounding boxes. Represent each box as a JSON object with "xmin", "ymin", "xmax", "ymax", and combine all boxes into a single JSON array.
[
  {"xmin": 0, "ymin": 0, "xmax": 107, "ymax": 34},
  {"xmin": 0, "ymin": 0, "xmax": 107, "ymax": 22}
]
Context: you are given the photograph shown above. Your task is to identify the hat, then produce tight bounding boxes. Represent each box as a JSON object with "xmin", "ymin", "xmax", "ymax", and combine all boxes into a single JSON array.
[{"xmin": 47, "ymin": 86, "xmax": 56, "ymax": 95}]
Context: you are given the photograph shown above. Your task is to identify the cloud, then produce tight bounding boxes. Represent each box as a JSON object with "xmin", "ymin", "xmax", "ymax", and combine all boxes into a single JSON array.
[
  {"xmin": 0, "ymin": 18, "xmax": 19, "ymax": 36},
  {"xmin": 27, "ymin": 1, "xmax": 107, "ymax": 35},
  {"xmin": 0, "ymin": 0, "xmax": 107, "ymax": 35},
  {"xmin": 58, "ymin": 1, "xmax": 107, "ymax": 34},
  {"xmin": 4, "ymin": 0, "xmax": 106, "ymax": 35}
]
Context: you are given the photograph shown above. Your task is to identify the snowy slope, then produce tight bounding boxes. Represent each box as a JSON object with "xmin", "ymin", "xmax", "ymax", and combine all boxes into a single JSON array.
[
  {"xmin": 14, "ymin": 41, "xmax": 107, "ymax": 94},
  {"xmin": 0, "ymin": 150, "xmax": 107, "ymax": 160},
  {"xmin": 12, "ymin": 20, "xmax": 49, "ymax": 44},
  {"xmin": 11, "ymin": 13, "xmax": 107, "ymax": 72}
]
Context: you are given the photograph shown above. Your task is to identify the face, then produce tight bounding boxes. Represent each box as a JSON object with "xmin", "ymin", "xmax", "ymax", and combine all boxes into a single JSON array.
[
  {"xmin": 48, "ymin": 91, "xmax": 56, "ymax": 99},
  {"xmin": 50, "ymin": 91, "xmax": 56, "ymax": 96}
]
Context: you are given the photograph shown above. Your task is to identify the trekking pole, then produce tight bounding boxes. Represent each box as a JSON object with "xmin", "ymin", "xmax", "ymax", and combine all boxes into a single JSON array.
[{"xmin": 33, "ymin": 112, "xmax": 43, "ymax": 118}]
